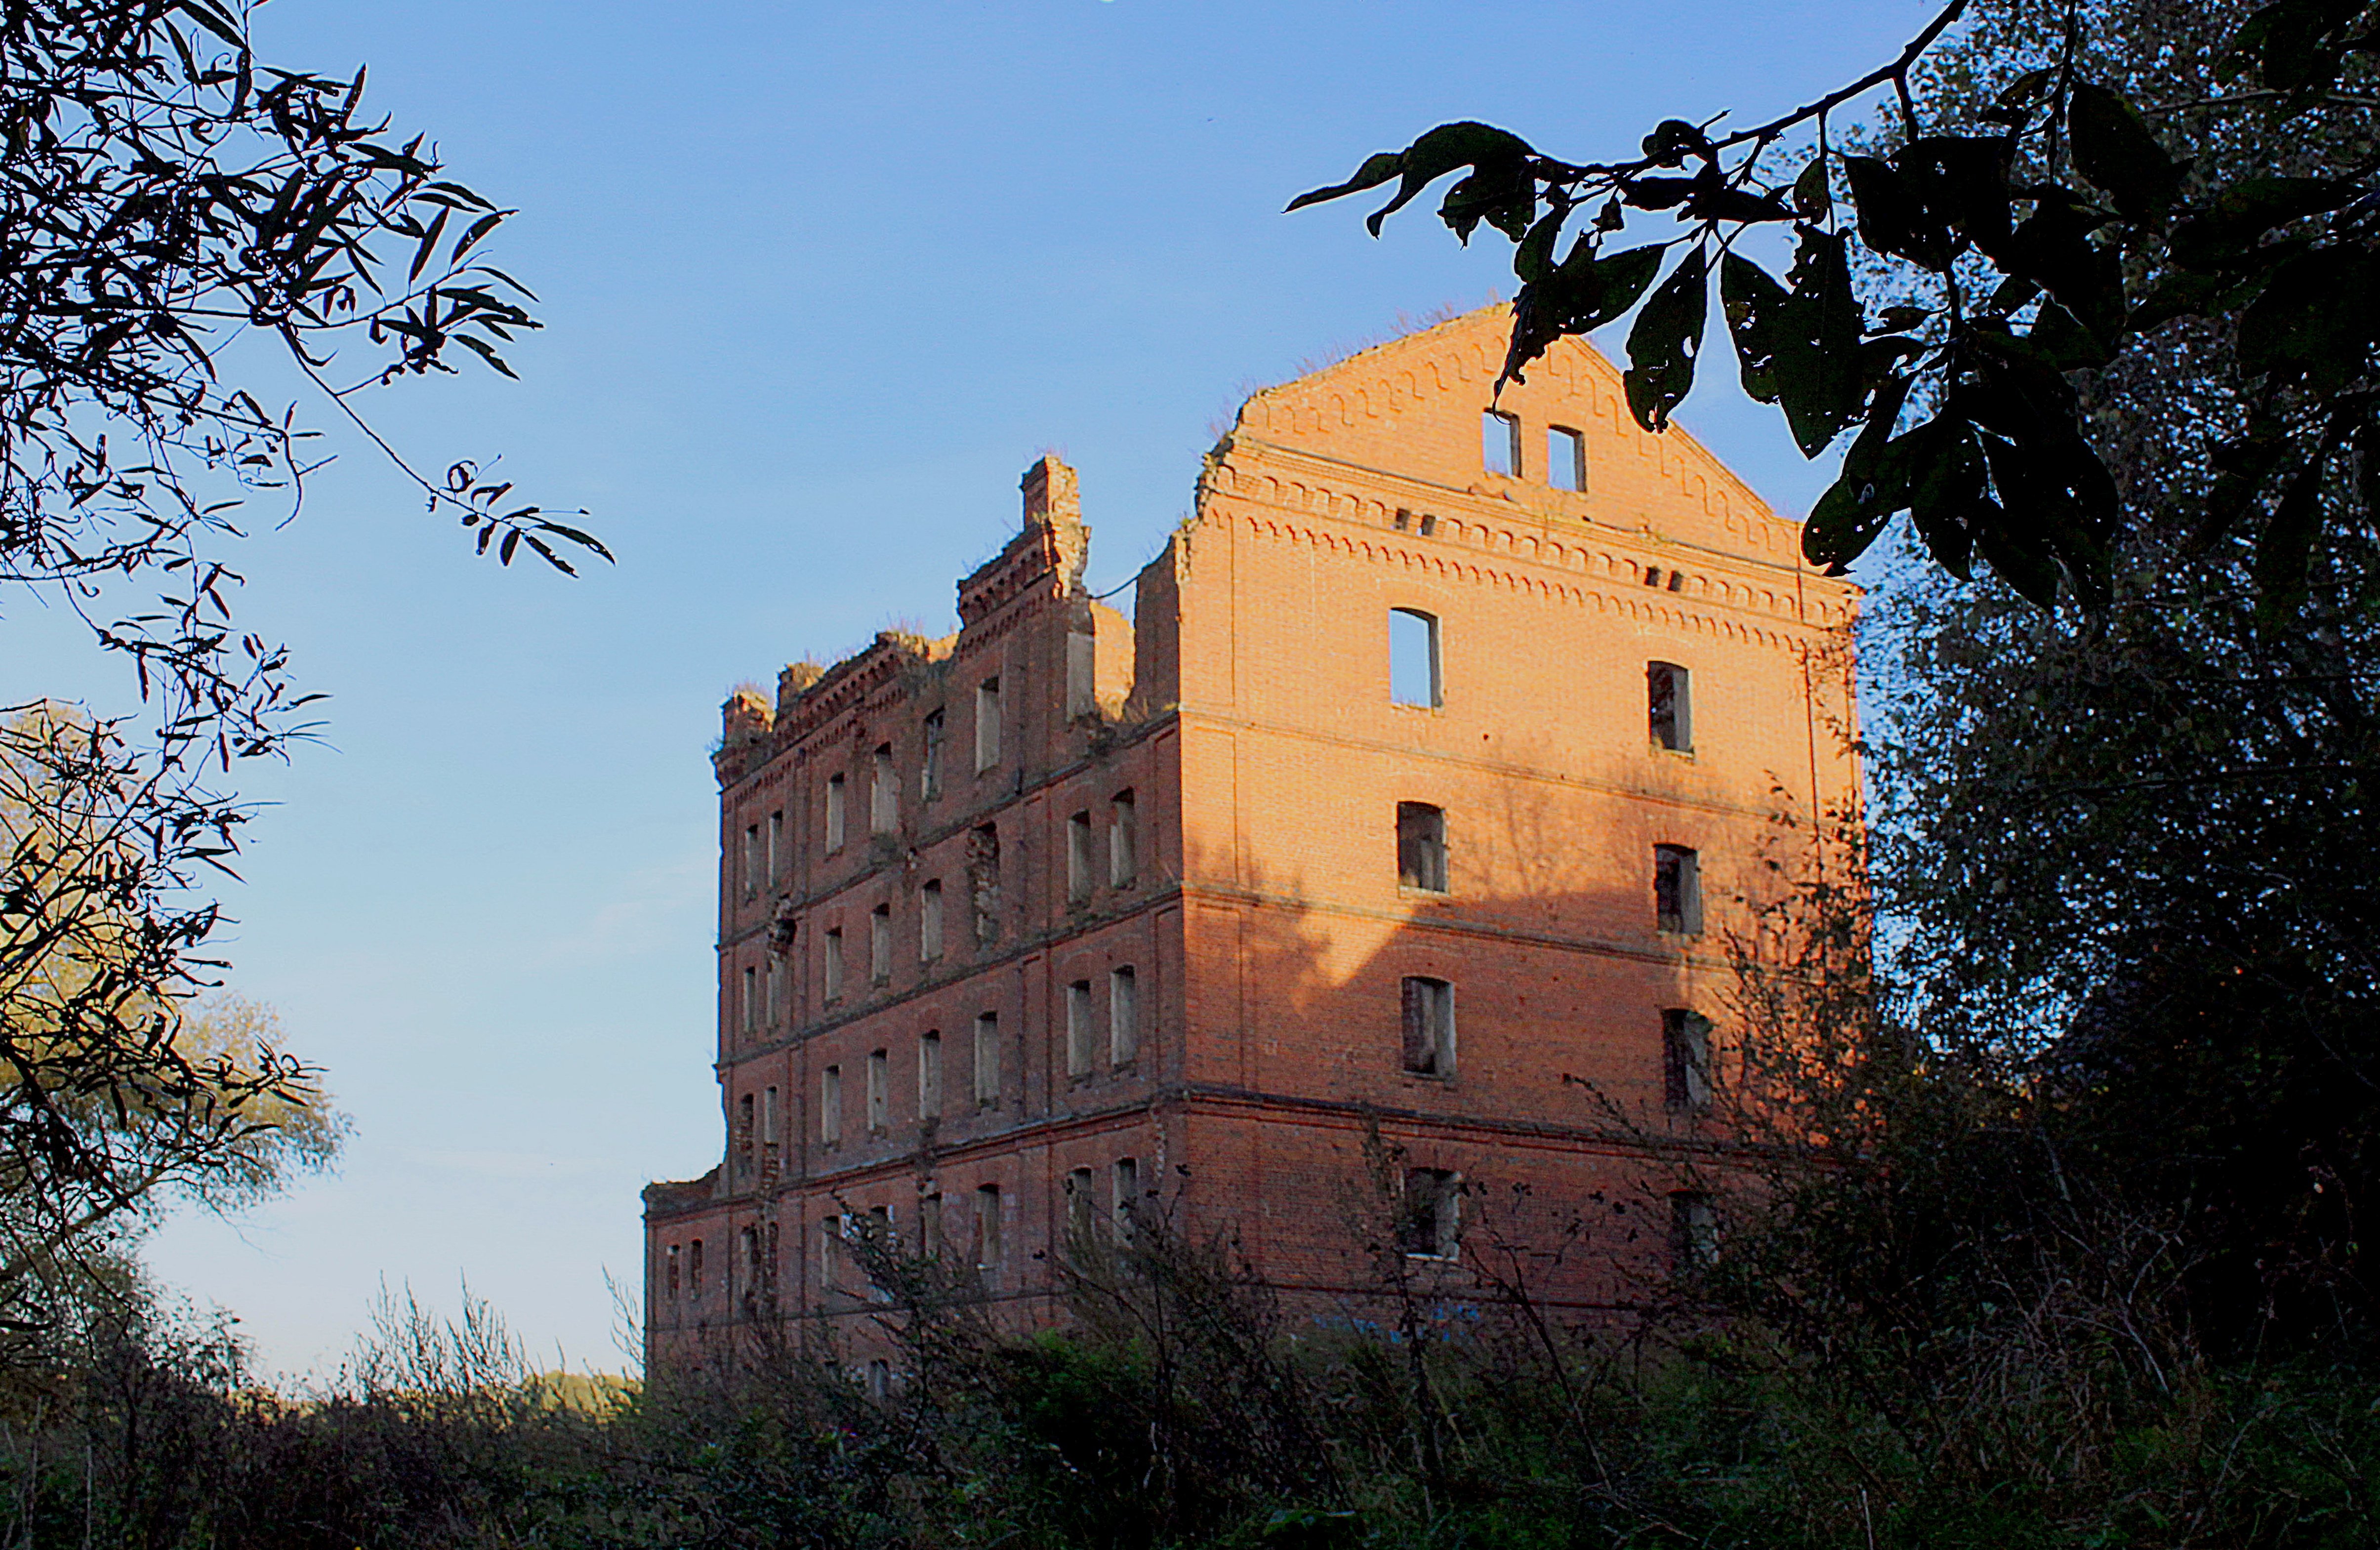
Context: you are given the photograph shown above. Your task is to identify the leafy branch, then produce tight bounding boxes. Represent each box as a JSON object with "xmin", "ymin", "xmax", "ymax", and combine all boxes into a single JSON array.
[{"xmin": 1291, "ymin": 0, "xmax": 2380, "ymax": 624}]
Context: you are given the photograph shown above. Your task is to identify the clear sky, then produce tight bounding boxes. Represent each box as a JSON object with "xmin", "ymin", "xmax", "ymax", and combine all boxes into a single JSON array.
[{"xmin": 39, "ymin": 0, "xmax": 1932, "ymax": 1376}]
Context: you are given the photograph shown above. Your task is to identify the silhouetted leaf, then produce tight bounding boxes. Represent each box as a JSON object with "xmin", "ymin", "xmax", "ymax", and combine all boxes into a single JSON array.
[
  {"xmin": 1720, "ymin": 252, "xmax": 1788, "ymax": 403},
  {"xmin": 2237, "ymin": 243, "xmax": 2380, "ymax": 390},
  {"xmin": 2068, "ymin": 82, "xmax": 2183, "ymax": 222},
  {"xmin": 1624, "ymin": 246, "xmax": 1709, "ymax": 432}
]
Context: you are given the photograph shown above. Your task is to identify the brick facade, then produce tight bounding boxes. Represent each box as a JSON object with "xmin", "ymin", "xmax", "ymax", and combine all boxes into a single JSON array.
[{"xmin": 642, "ymin": 305, "xmax": 1859, "ymax": 1364}]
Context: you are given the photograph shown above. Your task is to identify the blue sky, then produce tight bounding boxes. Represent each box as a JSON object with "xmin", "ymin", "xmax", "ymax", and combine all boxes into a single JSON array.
[{"xmin": 50, "ymin": 0, "xmax": 1936, "ymax": 1375}]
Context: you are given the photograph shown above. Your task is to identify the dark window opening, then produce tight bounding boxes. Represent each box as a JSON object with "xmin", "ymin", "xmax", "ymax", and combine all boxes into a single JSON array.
[
  {"xmin": 1663, "ymin": 1009, "xmax": 1712, "ymax": 1112},
  {"xmin": 1654, "ymin": 845, "xmax": 1703, "ymax": 935},
  {"xmin": 1400, "ymin": 976, "xmax": 1455, "ymax": 1077},
  {"xmin": 1397, "ymin": 802, "xmax": 1448, "ymax": 892},
  {"xmin": 1671, "ymin": 1191, "xmax": 1718, "ymax": 1270},
  {"xmin": 1648, "ymin": 661, "xmax": 1693, "ymax": 752},
  {"xmin": 967, "ymin": 824, "xmax": 1001, "ymax": 945},
  {"xmin": 1399, "ymin": 1167, "xmax": 1461, "ymax": 1258}
]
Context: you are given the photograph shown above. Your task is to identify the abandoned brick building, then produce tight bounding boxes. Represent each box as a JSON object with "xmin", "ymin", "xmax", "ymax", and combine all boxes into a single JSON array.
[{"xmin": 641, "ymin": 304, "xmax": 1859, "ymax": 1364}]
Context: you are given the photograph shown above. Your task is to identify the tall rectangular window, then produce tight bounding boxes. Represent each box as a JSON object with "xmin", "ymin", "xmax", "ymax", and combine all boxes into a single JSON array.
[
  {"xmin": 767, "ymin": 810, "xmax": 783, "ymax": 885},
  {"xmin": 975, "ymin": 1183, "xmax": 1003, "ymax": 1270},
  {"xmin": 1400, "ymin": 976, "xmax": 1455, "ymax": 1077},
  {"xmin": 1548, "ymin": 425, "xmax": 1585, "ymax": 491},
  {"xmin": 1654, "ymin": 846, "xmax": 1703, "ymax": 935},
  {"xmin": 975, "ymin": 677, "xmax": 1002, "ymax": 771},
  {"xmin": 666, "ymin": 1243, "xmax": 681, "ymax": 1301},
  {"xmin": 918, "ymin": 1030, "xmax": 943, "ymax": 1117},
  {"xmin": 1648, "ymin": 661, "xmax": 1693, "ymax": 752},
  {"xmin": 920, "ymin": 879, "xmax": 944, "ymax": 960},
  {"xmin": 689, "ymin": 1238, "xmax": 704, "ymax": 1298},
  {"xmin": 742, "ymin": 823, "xmax": 761, "ymax": 898},
  {"xmin": 1066, "ymin": 1166, "xmax": 1095, "ymax": 1242},
  {"xmin": 737, "ymin": 1092, "xmax": 755, "ymax": 1179},
  {"xmin": 921, "ymin": 709, "xmax": 946, "ymax": 800},
  {"xmin": 825, "ymin": 773, "xmax": 847, "ymax": 852},
  {"xmin": 823, "ymin": 928, "xmax": 845, "ymax": 1001},
  {"xmin": 820, "ymin": 1065, "xmax": 842, "ymax": 1144},
  {"xmin": 866, "ymin": 1048, "xmax": 889, "ymax": 1131},
  {"xmin": 1663, "ymin": 1010, "xmax": 1713, "ymax": 1112},
  {"xmin": 1396, "ymin": 802, "xmax": 1448, "ymax": 892},
  {"xmin": 739, "ymin": 965, "xmax": 758, "ymax": 1036},
  {"xmin": 1671, "ymin": 1191, "xmax": 1718, "ymax": 1270},
  {"xmin": 870, "ymin": 743, "xmax": 898, "ymax": 832},
  {"xmin": 1112, "ymin": 1156, "xmax": 1140, "ymax": 1241},
  {"xmin": 1399, "ymin": 1167, "xmax": 1461, "ymax": 1259},
  {"xmin": 1066, "ymin": 979, "xmax": 1094, "ymax": 1077},
  {"xmin": 1066, "ymin": 811, "xmax": 1094, "ymax": 904},
  {"xmin": 738, "ymin": 1225, "xmax": 758, "ymax": 1301},
  {"xmin": 973, "ymin": 1013, "xmax": 1000, "ymax": 1106},
  {"xmin": 1066, "ymin": 631, "xmax": 1096, "ymax": 720},
  {"xmin": 765, "ymin": 956, "xmax": 783, "ymax": 1026},
  {"xmin": 1109, "ymin": 967, "xmax": 1139, "ymax": 1065},
  {"xmin": 1389, "ymin": 609, "xmax": 1441, "ymax": 708},
  {"xmin": 761, "ymin": 1085, "xmax": 779, "ymax": 1145},
  {"xmin": 819, "ymin": 1217, "xmax": 841, "ymax": 1287},
  {"xmin": 1482, "ymin": 408, "xmax": 1520, "ymax": 476},
  {"xmin": 968, "ymin": 825, "xmax": 1001, "ymax": 945},
  {"xmin": 869, "ymin": 903, "xmax": 892, "ymax": 984},
  {"xmin": 921, "ymin": 1191, "xmax": 944, "ymax": 1257},
  {"xmin": 1109, "ymin": 790, "xmax": 1138, "ymax": 887}
]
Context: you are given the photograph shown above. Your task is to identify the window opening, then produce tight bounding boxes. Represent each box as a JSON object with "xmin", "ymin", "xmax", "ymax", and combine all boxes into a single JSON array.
[
  {"xmin": 737, "ymin": 1091, "xmax": 755, "ymax": 1180},
  {"xmin": 1112, "ymin": 1156, "xmax": 1140, "ymax": 1241},
  {"xmin": 973, "ymin": 1013, "xmax": 1000, "ymax": 1106},
  {"xmin": 1648, "ymin": 662, "xmax": 1693, "ymax": 752},
  {"xmin": 1066, "ymin": 1165, "xmax": 1095, "ymax": 1243},
  {"xmin": 1067, "ymin": 811, "xmax": 1094, "ymax": 904},
  {"xmin": 870, "ymin": 903, "xmax": 892, "ymax": 984},
  {"xmin": 767, "ymin": 810, "xmax": 783, "ymax": 885},
  {"xmin": 740, "ymin": 966, "xmax": 758, "ymax": 1035},
  {"xmin": 867, "ymin": 1049, "xmax": 889, "ymax": 1131},
  {"xmin": 1482, "ymin": 409, "xmax": 1520, "ymax": 476},
  {"xmin": 820, "ymin": 1066, "xmax": 842, "ymax": 1144},
  {"xmin": 666, "ymin": 1242, "xmax": 681, "ymax": 1301},
  {"xmin": 689, "ymin": 1238, "xmax": 703, "ymax": 1298},
  {"xmin": 1400, "ymin": 977, "xmax": 1456, "ymax": 1077},
  {"xmin": 975, "ymin": 1183, "xmax": 1003, "ymax": 1270},
  {"xmin": 870, "ymin": 743, "xmax": 898, "ymax": 833},
  {"xmin": 920, "ymin": 878, "xmax": 944, "ymax": 960},
  {"xmin": 968, "ymin": 824, "xmax": 1001, "ymax": 945},
  {"xmin": 1066, "ymin": 979, "xmax": 1095, "ymax": 1077},
  {"xmin": 918, "ymin": 1030, "xmax": 943, "ymax": 1117},
  {"xmin": 762, "ymin": 1085, "xmax": 779, "ymax": 1146},
  {"xmin": 742, "ymin": 823, "xmax": 761, "ymax": 898},
  {"xmin": 1399, "ymin": 1167, "xmax": 1461, "ymax": 1259},
  {"xmin": 1109, "ymin": 967, "xmax": 1139, "ymax": 1065},
  {"xmin": 825, "ymin": 772, "xmax": 847, "ymax": 851},
  {"xmin": 1654, "ymin": 846, "xmax": 1703, "ymax": 935},
  {"xmin": 922, "ymin": 709, "xmax": 945, "ymax": 800},
  {"xmin": 1396, "ymin": 802, "xmax": 1448, "ymax": 892},
  {"xmin": 975, "ymin": 677, "xmax": 1002, "ymax": 771},
  {"xmin": 765, "ymin": 956, "xmax": 783, "ymax": 1027},
  {"xmin": 1663, "ymin": 1009, "xmax": 1713, "ymax": 1112},
  {"xmin": 1548, "ymin": 425, "xmax": 1585, "ymax": 491},
  {"xmin": 1109, "ymin": 790, "xmax": 1138, "ymax": 886},
  {"xmin": 823, "ymin": 927, "xmax": 845, "ymax": 1001},
  {"xmin": 1671, "ymin": 1191, "xmax": 1719, "ymax": 1269},
  {"xmin": 1389, "ymin": 609, "xmax": 1442, "ymax": 708}
]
